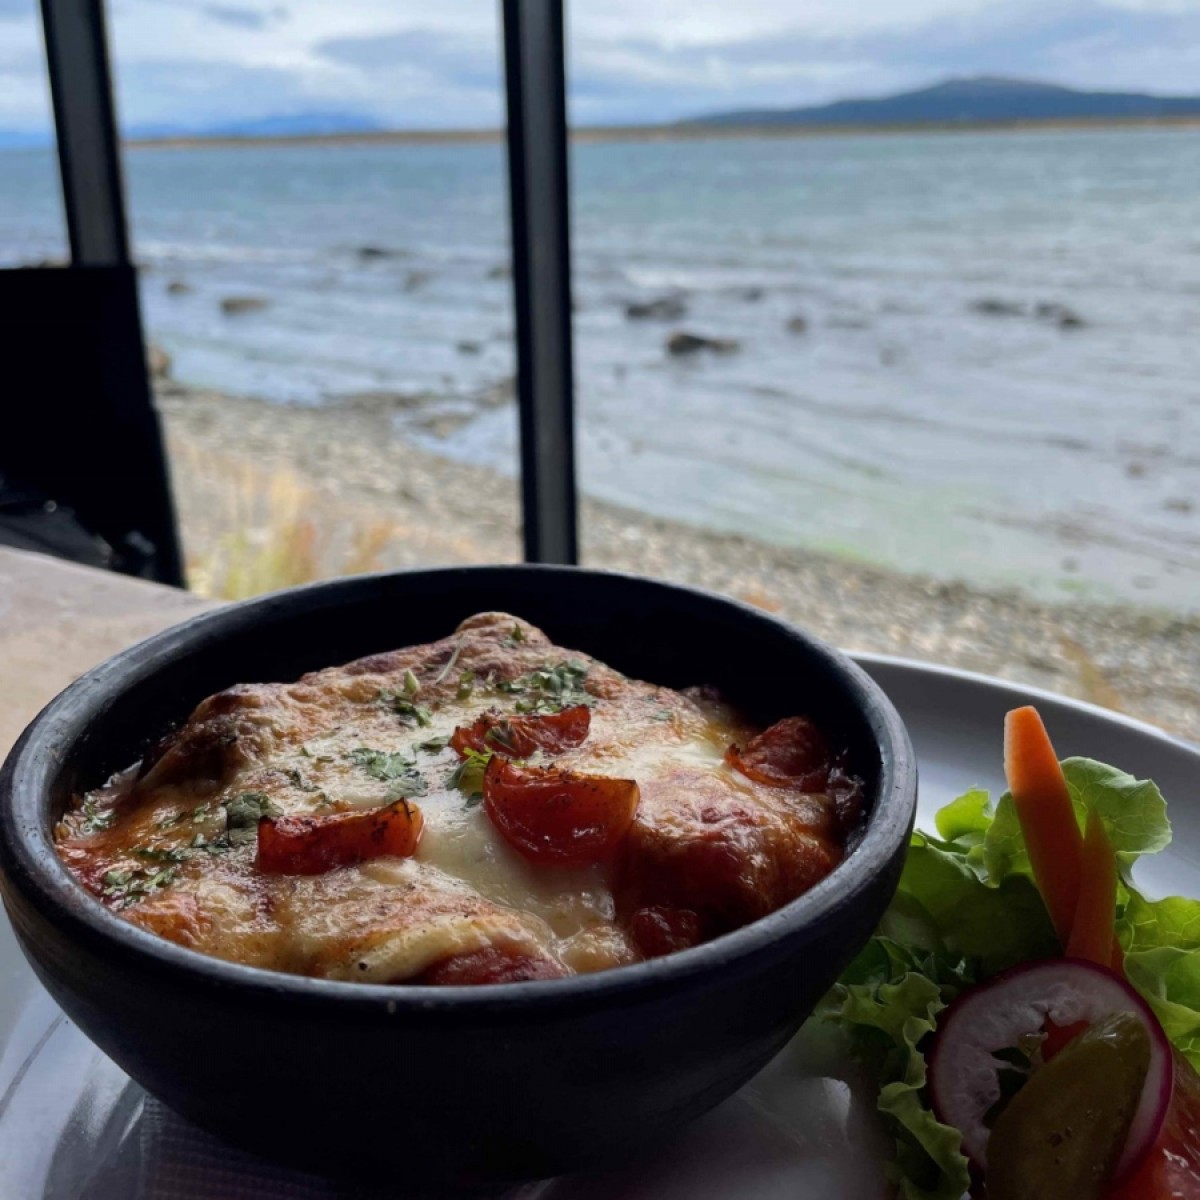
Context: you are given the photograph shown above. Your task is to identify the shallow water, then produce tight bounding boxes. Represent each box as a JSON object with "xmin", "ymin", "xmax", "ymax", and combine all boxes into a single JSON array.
[{"xmin": 5, "ymin": 127, "xmax": 1199, "ymax": 611}]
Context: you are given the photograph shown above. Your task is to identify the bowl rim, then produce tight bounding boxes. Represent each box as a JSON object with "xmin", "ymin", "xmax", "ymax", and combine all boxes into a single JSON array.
[{"xmin": 0, "ymin": 564, "xmax": 916, "ymax": 1018}]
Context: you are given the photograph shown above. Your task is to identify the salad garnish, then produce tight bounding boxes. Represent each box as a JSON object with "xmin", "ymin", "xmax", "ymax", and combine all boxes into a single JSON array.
[{"xmin": 821, "ymin": 705, "xmax": 1200, "ymax": 1199}]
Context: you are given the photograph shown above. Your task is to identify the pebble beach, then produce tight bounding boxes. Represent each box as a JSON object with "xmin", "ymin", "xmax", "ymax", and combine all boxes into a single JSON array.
[{"xmin": 158, "ymin": 383, "xmax": 1200, "ymax": 743}]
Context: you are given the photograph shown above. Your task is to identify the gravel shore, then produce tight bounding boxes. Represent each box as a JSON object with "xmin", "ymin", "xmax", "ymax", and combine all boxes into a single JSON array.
[{"xmin": 157, "ymin": 383, "xmax": 1200, "ymax": 742}]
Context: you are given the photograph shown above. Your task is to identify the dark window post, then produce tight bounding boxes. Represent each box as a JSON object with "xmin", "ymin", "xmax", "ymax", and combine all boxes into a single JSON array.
[
  {"xmin": 501, "ymin": 0, "xmax": 580, "ymax": 565},
  {"xmin": 33, "ymin": 0, "xmax": 184, "ymax": 586},
  {"xmin": 41, "ymin": 0, "xmax": 130, "ymax": 266}
]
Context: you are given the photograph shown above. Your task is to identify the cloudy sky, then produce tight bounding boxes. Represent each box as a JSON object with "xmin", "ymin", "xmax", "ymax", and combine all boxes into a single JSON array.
[{"xmin": 3, "ymin": 0, "xmax": 1200, "ymax": 134}]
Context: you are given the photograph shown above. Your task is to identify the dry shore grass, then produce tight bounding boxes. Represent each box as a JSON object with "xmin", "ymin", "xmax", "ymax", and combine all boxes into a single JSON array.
[{"xmin": 158, "ymin": 383, "xmax": 1200, "ymax": 742}]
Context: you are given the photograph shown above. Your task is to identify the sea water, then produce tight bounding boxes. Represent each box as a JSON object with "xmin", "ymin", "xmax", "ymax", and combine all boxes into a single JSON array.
[{"xmin": 3, "ymin": 127, "xmax": 1198, "ymax": 610}]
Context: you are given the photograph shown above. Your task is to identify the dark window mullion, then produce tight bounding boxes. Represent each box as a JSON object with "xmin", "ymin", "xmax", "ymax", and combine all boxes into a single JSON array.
[
  {"xmin": 501, "ymin": 0, "xmax": 579, "ymax": 566},
  {"xmin": 41, "ymin": 0, "xmax": 131, "ymax": 267}
]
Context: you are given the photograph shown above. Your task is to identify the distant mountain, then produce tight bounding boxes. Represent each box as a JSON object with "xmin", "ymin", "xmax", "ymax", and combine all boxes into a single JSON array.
[
  {"xmin": 125, "ymin": 111, "xmax": 385, "ymax": 142},
  {"xmin": 685, "ymin": 77, "xmax": 1200, "ymax": 128}
]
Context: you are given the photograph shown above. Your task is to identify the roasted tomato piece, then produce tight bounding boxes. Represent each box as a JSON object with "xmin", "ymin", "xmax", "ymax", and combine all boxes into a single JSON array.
[
  {"xmin": 629, "ymin": 906, "xmax": 702, "ymax": 959},
  {"xmin": 256, "ymin": 799, "xmax": 423, "ymax": 875},
  {"xmin": 482, "ymin": 758, "xmax": 639, "ymax": 867},
  {"xmin": 450, "ymin": 704, "xmax": 590, "ymax": 759},
  {"xmin": 726, "ymin": 716, "xmax": 832, "ymax": 789},
  {"xmin": 414, "ymin": 946, "xmax": 568, "ymax": 986}
]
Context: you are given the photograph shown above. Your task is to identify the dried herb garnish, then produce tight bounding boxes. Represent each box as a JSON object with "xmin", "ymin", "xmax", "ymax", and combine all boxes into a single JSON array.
[
  {"xmin": 484, "ymin": 721, "xmax": 520, "ymax": 754},
  {"xmin": 346, "ymin": 747, "xmax": 415, "ymax": 780},
  {"xmin": 101, "ymin": 864, "xmax": 178, "ymax": 909},
  {"xmin": 433, "ymin": 643, "xmax": 462, "ymax": 685},
  {"xmin": 498, "ymin": 661, "xmax": 592, "ymax": 715},
  {"xmin": 347, "ymin": 748, "xmax": 427, "ymax": 799},
  {"xmin": 379, "ymin": 688, "xmax": 432, "ymax": 727},
  {"xmin": 132, "ymin": 846, "xmax": 189, "ymax": 864},
  {"xmin": 79, "ymin": 796, "xmax": 117, "ymax": 835},
  {"xmin": 223, "ymin": 791, "xmax": 279, "ymax": 846},
  {"xmin": 415, "ymin": 735, "xmax": 450, "ymax": 754},
  {"xmin": 448, "ymin": 748, "xmax": 492, "ymax": 802}
]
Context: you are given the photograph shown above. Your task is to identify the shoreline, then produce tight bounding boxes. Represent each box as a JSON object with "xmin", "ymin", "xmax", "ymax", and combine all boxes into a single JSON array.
[
  {"xmin": 123, "ymin": 115, "xmax": 1200, "ymax": 152},
  {"xmin": 156, "ymin": 383, "xmax": 1200, "ymax": 741}
]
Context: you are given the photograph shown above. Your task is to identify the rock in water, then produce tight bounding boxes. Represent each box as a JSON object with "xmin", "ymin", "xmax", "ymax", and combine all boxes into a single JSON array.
[
  {"xmin": 357, "ymin": 246, "xmax": 395, "ymax": 261},
  {"xmin": 404, "ymin": 270, "xmax": 432, "ymax": 292},
  {"xmin": 1036, "ymin": 302, "xmax": 1086, "ymax": 329},
  {"xmin": 220, "ymin": 295, "xmax": 268, "ymax": 316},
  {"xmin": 971, "ymin": 298, "xmax": 1024, "ymax": 317},
  {"xmin": 166, "ymin": 279, "xmax": 191, "ymax": 296},
  {"xmin": 626, "ymin": 295, "xmax": 687, "ymax": 321},
  {"xmin": 457, "ymin": 341, "xmax": 482, "ymax": 356},
  {"xmin": 786, "ymin": 315, "xmax": 808, "ymax": 335},
  {"xmin": 666, "ymin": 331, "xmax": 740, "ymax": 356},
  {"xmin": 146, "ymin": 343, "xmax": 171, "ymax": 379}
]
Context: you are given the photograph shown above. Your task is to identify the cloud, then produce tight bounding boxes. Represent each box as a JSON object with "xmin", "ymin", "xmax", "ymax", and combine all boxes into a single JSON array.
[
  {"xmin": 3, "ymin": 0, "xmax": 1200, "ymax": 135},
  {"xmin": 315, "ymin": 27, "xmax": 500, "ymax": 92},
  {"xmin": 564, "ymin": 0, "xmax": 1200, "ymax": 123},
  {"xmin": 203, "ymin": 4, "xmax": 287, "ymax": 31}
]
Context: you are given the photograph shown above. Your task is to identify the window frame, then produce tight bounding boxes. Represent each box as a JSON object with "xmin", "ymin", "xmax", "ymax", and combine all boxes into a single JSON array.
[{"xmin": 39, "ymin": 0, "xmax": 582, "ymax": 571}]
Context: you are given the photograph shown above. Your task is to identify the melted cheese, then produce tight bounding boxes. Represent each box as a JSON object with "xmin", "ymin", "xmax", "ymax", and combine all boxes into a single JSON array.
[{"xmin": 54, "ymin": 612, "xmax": 850, "ymax": 984}]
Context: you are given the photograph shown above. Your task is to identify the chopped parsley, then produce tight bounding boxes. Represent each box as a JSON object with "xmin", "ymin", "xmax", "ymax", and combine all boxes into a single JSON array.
[
  {"xmin": 223, "ymin": 791, "xmax": 279, "ymax": 846},
  {"xmin": 346, "ymin": 747, "xmax": 427, "ymax": 800},
  {"xmin": 78, "ymin": 796, "xmax": 117, "ymax": 835},
  {"xmin": 505, "ymin": 623, "xmax": 526, "ymax": 645},
  {"xmin": 299, "ymin": 742, "xmax": 336, "ymax": 764},
  {"xmin": 378, "ymin": 688, "xmax": 432, "ymax": 727},
  {"xmin": 101, "ymin": 864, "xmax": 178, "ymax": 910},
  {"xmin": 433, "ymin": 643, "xmax": 462, "ymax": 685},
  {"xmin": 386, "ymin": 774, "xmax": 427, "ymax": 800},
  {"xmin": 346, "ymin": 747, "xmax": 415, "ymax": 780},
  {"xmin": 447, "ymin": 748, "xmax": 492, "ymax": 803},
  {"xmin": 456, "ymin": 670, "xmax": 475, "ymax": 702},
  {"xmin": 415, "ymin": 734, "xmax": 450, "ymax": 754},
  {"xmin": 284, "ymin": 767, "xmax": 319, "ymax": 793},
  {"xmin": 402, "ymin": 668, "xmax": 421, "ymax": 698},
  {"xmin": 498, "ymin": 660, "xmax": 592, "ymax": 714},
  {"xmin": 484, "ymin": 720, "xmax": 521, "ymax": 755},
  {"xmin": 132, "ymin": 846, "xmax": 188, "ymax": 864},
  {"xmin": 190, "ymin": 831, "xmax": 231, "ymax": 855}
]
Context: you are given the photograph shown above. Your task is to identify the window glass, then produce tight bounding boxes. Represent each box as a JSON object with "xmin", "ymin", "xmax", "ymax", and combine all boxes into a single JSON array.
[
  {"xmin": 107, "ymin": 2, "xmax": 520, "ymax": 597},
  {"xmin": 0, "ymin": 0, "xmax": 66, "ymax": 265},
  {"xmin": 567, "ymin": 3, "xmax": 1200, "ymax": 741}
]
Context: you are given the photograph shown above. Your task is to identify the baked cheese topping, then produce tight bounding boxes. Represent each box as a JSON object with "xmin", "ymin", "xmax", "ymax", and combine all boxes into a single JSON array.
[{"xmin": 55, "ymin": 612, "xmax": 863, "ymax": 985}]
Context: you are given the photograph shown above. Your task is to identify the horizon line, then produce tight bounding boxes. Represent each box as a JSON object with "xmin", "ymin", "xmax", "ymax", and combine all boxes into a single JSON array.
[{"xmin": 115, "ymin": 113, "xmax": 1200, "ymax": 151}]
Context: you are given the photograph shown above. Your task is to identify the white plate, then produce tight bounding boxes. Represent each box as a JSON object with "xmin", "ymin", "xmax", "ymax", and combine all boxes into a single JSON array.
[{"xmin": 2, "ymin": 656, "xmax": 1197, "ymax": 1199}]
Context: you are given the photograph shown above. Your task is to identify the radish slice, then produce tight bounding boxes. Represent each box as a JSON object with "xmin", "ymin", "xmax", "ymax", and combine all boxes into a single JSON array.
[{"xmin": 927, "ymin": 958, "xmax": 1173, "ymax": 1179}]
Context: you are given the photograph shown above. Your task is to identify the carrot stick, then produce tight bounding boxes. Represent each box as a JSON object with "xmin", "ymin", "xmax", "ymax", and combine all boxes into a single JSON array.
[
  {"xmin": 1003, "ymin": 706, "xmax": 1083, "ymax": 947},
  {"xmin": 1065, "ymin": 809, "xmax": 1118, "ymax": 968}
]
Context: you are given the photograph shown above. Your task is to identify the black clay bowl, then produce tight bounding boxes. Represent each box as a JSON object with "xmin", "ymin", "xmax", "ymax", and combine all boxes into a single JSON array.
[{"xmin": 0, "ymin": 566, "xmax": 915, "ymax": 1188}]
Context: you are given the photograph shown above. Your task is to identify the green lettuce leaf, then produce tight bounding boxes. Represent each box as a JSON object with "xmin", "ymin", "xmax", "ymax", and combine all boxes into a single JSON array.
[
  {"xmin": 824, "ymin": 940, "xmax": 972, "ymax": 1200},
  {"xmin": 983, "ymin": 757, "xmax": 1170, "ymax": 884},
  {"xmin": 821, "ymin": 754, "xmax": 1192, "ymax": 1198},
  {"xmin": 1120, "ymin": 888, "xmax": 1200, "ymax": 1070},
  {"xmin": 892, "ymin": 836, "xmax": 1058, "ymax": 976}
]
